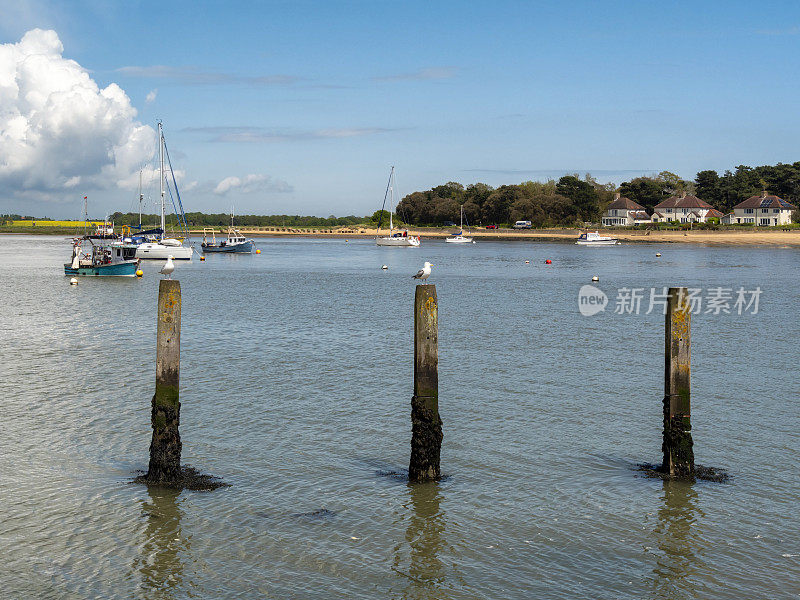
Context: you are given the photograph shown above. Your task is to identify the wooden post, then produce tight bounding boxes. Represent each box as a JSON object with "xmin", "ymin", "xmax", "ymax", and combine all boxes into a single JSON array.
[
  {"xmin": 662, "ymin": 287, "xmax": 694, "ymax": 478},
  {"xmin": 409, "ymin": 284, "xmax": 442, "ymax": 482},
  {"xmin": 146, "ymin": 279, "xmax": 182, "ymax": 483}
]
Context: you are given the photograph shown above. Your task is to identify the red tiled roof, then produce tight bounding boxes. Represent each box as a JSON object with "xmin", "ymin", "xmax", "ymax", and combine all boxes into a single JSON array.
[
  {"xmin": 631, "ymin": 211, "xmax": 651, "ymax": 220},
  {"xmin": 654, "ymin": 194, "xmax": 713, "ymax": 209},
  {"xmin": 706, "ymin": 208, "xmax": 725, "ymax": 218},
  {"xmin": 734, "ymin": 194, "xmax": 797, "ymax": 210},
  {"xmin": 606, "ymin": 196, "xmax": 644, "ymax": 210}
]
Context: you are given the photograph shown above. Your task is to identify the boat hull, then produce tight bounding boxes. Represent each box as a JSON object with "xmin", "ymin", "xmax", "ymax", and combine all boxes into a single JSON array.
[
  {"xmin": 376, "ymin": 237, "xmax": 420, "ymax": 247},
  {"xmin": 64, "ymin": 261, "xmax": 138, "ymax": 277},
  {"xmin": 136, "ymin": 243, "xmax": 193, "ymax": 260},
  {"xmin": 202, "ymin": 240, "xmax": 253, "ymax": 253},
  {"xmin": 445, "ymin": 236, "xmax": 474, "ymax": 243},
  {"xmin": 576, "ymin": 240, "xmax": 618, "ymax": 246}
]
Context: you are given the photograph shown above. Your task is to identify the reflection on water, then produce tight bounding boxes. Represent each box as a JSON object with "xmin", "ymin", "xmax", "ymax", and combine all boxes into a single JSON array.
[
  {"xmin": 649, "ymin": 481, "xmax": 706, "ymax": 600},
  {"xmin": 134, "ymin": 486, "xmax": 189, "ymax": 599},
  {"xmin": 394, "ymin": 482, "xmax": 449, "ymax": 600}
]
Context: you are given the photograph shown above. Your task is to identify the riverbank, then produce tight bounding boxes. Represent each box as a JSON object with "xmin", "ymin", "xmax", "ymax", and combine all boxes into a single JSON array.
[
  {"xmin": 4, "ymin": 226, "xmax": 800, "ymax": 246},
  {"xmin": 199, "ymin": 226, "xmax": 800, "ymax": 246}
]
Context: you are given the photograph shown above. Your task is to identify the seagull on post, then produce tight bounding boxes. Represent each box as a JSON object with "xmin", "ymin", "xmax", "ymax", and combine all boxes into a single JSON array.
[
  {"xmin": 412, "ymin": 261, "xmax": 433, "ymax": 282},
  {"xmin": 160, "ymin": 255, "xmax": 175, "ymax": 279}
]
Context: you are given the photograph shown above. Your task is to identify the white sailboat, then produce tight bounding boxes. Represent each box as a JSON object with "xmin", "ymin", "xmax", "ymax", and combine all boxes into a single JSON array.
[
  {"xmin": 376, "ymin": 166, "xmax": 420, "ymax": 247},
  {"xmin": 136, "ymin": 122, "xmax": 193, "ymax": 260},
  {"xmin": 445, "ymin": 205, "xmax": 474, "ymax": 244},
  {"xmin": 575, "ymin": 231, "xmax": 619, "ymax": 246}
]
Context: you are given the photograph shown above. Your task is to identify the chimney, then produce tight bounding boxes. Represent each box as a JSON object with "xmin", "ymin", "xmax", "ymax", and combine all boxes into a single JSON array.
[
  {"xmin": 761, "ymin": 190, "xmax": 767, "ymax": 198},
  {"xmin": 614, "ymin": 192, "xmax": 620, "ymax": 200},
  {"xmin": 679, "ymin": 190, "xmax": 686, "ymax": 198}
]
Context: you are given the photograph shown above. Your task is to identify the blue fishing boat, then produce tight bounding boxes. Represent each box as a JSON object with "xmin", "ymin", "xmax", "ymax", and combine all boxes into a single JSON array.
[
  {"xmin": 201, "ymin": 227, "xmax": 254, "ymax": 253},
  {"xmin": 64, "ymin": 237, "xmax": 140, "ymax": 277}
]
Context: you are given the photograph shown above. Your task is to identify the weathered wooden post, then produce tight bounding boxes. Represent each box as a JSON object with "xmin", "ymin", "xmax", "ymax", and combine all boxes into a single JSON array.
[
  {"xmin": 146, "ymin": 279, "xmax": 182, "ymax": 483},
  {"xmin": 662, "ymin": 287, "xmax": 694, "ymax": 478},
  {"xmin": 409, "ymin": 284, "xmax": 442, "ymax": 482}
]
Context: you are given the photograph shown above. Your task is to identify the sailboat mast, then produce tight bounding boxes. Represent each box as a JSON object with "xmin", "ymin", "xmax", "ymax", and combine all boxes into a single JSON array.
[
  {"xmin": 158, "ymin": 121, "xmax": 165, "ymax": 240},
  {"xmin": 389, "ymin": 166, "xmax": 394, "ymax": 231},
  {"xmin": 138, "ymin": 169, "xmax": 143, "ymax": 229}
]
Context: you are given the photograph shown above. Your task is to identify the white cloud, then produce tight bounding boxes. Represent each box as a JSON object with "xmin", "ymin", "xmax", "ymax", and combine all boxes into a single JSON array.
[
  {"xmin": 0, "ymin": 28, "xmax": 155, "ymax": 202},
  {"xmin": 213, "ymin": 174, "xmax": 292, "ymax": 195},
  {"xmin": 145, "ymin": 89, "xmax": 157, "ymax": 103}
]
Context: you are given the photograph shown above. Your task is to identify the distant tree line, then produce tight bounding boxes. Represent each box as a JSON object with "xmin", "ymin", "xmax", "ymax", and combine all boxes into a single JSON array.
[
  {"xmin": 396, "ymin": 176, "xmax": 616, "ymax": 227},
  {"xmin": 395, "ymin": 162, "xmax": 800, "ymax": 226},
  {"xmin": 107, "ymin": 212, "xmax": 365, "ymax": 228}
]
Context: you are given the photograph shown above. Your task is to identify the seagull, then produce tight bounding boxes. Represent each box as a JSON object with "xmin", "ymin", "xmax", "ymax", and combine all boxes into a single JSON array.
[
  {"xmin": 160, "ymin": 255, "xmax": 175, "ymax": 279},
  {"xmin": 412, "ymin": 261, "xmax": 433, "ymax": 281}
]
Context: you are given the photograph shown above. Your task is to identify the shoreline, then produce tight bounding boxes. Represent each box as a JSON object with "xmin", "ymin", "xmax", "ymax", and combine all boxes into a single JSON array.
[
  {"xmin": 209, "ymin": 227, "xmax": 800, "ymax": 246},
  {"xmin": 3, "ymin": 227, "xmax": 800, "ymax": 246}
]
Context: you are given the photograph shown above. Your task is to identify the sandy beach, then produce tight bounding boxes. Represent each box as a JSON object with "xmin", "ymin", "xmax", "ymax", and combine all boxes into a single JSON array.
[{"xmin": 205, "ymin": 226, "xmax": 800, "ymax": 246}]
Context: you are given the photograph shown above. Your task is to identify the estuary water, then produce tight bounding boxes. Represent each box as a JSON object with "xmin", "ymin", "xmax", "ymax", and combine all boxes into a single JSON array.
[{"xmin": 0, "ymin": 234, "xmax": 798, "ymax": 599}]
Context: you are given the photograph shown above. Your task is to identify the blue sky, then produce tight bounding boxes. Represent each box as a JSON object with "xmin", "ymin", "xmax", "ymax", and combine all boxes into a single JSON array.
[{"xmin": 1, "ymin": 0, "xmax": 799, "ymax": 218}]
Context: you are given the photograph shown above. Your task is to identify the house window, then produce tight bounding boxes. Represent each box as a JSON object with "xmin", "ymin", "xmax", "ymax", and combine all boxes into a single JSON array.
[
  {"xmin": 760, "ymin": 218, "xmax": 771, "ymax": 226},
  {"xmin": 774, "ymin": 209, "xmax": 780, "ymax": 213},
  {"xmin": 762, "ymin": 208, "xmax": 769, "ymax": 213},
  {"xmin": 745, "ymin": 208, "xmax": 753, "ymax": 214},
  {"xmin": 666, "ymin": 208, "xmax": 672, "ymax": 213}
]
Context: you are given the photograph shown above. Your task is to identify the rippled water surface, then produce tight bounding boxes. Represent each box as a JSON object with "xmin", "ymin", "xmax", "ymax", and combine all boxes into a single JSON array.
[{"xmin": 1, "ymin": 234, "xmax": 798, "ymax": 599}]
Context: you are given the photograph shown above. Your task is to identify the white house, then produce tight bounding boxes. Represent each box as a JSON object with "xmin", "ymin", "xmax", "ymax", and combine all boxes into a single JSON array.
[
  {"xmin": 651, "ymin": 192, "xmax": 718, "ymax": 223},
  {"xmin": 602, "ymin": 194, "xmax": 650, "ymax": 226},
  {"xmin": 731, "ymin": 192, "xmax": 797, "ymax": 226}
]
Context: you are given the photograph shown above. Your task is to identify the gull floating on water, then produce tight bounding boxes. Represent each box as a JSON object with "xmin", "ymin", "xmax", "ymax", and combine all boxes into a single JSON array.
[
  {"xmin": 160, "ymin": 255, "xmax": 175, "ymax": 279},
  {"xmin": 412, "ymin": 261, "xmax": 433, "ymax": 281}
]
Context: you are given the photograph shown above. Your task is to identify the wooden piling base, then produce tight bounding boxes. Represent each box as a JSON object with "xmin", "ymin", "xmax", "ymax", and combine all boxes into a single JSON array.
[{"xmin": 409, "ymin": 284, "xmax": 442, "ymax": 483}]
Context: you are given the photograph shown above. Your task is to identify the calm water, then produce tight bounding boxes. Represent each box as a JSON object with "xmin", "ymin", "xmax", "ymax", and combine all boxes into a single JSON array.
[{"xmin": 1, "ymin": 234, "xmax": 798, "ymax": 599}]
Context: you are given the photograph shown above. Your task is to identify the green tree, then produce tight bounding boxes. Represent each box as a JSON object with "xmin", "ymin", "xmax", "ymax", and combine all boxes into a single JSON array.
[{"xmin": 555, "ymin": 175, "xmax": 600, "ymax": 222}]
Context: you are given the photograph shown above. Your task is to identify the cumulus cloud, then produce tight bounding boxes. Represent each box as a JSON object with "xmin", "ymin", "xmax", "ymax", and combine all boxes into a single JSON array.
[
  {"xmin": 213, "ymin": 174, "xmax": 292, "ymax": 195},
  {"xmin": 0, "ymin": 28, "xmax": 154, "ymax": 201},
  {"xmin": 145, "ymin": 89, "xmax": 157, "ymax": 103}
]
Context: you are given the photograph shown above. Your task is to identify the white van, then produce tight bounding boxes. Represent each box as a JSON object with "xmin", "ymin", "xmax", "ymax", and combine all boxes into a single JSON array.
[{"xmin": 513, "ymin": 220, "xmax": 532, "ymax": 229}]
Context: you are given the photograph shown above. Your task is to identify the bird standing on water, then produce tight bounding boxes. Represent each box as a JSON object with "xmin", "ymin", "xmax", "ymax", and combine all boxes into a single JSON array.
[
  {"xmin": 160, "ymin": 255, "xmax": 175, "ymax": 279},
  {"xmin": 412, "ymin": 261, "xmax": 433, "ymax": 281}
]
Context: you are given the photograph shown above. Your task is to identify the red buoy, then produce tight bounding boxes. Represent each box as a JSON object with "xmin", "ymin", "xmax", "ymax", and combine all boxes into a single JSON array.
[{"xmin": 545, "ymin": 259, "xmax": 552, "ymax": 264}]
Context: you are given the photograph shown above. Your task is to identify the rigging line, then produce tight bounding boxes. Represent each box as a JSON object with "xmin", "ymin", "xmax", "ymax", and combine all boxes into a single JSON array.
[
  {"xmin": 162, "ymin": 139, "xmax": 190, "ymax": 237},
  {"xmin": 393, "ymin": 169, "xmax": 409, "ymax": 226},
  {"xmin": 376, "ymin": 166, "xmax": 393, "ymax": 233}
]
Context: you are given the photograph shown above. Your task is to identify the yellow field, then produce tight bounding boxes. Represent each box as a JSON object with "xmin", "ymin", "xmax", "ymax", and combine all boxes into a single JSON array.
[{"xmin": 7, "ymin": 220, "xmax": 105, "ymax": 227}]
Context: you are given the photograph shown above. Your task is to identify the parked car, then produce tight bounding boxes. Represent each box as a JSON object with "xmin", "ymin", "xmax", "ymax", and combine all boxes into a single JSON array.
[
  {"xmin": 442, "ymin": 220, "xmax": 456, "ymax": 227},
  {"xmin": 513, "ymin": 220, "xmax": 532, "ymax": 229},
  {"xmin": 485, "ymin": 224, "xmax": 498, "ymax": 229}
]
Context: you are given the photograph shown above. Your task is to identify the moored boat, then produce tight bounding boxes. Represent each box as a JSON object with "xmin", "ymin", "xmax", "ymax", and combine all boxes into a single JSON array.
[
  {"xmin": 576, "ymin": 231, "xmax": 619, "ymax": 246},
  {"xmin": 445, "ymin": 205, "xmax": 474, "ymax": 244},
  {"xmin": 376, "ymin": 166, "xmax": 420, "ymax": 247},
  {"xmin": 135, "ymin": 122, "xmax": 193, "ymax": 260},
  {"xmin": 65, "ymin": 237, "xmax": 140, "ymax": 277},
  {"xmin": 201, "ymin": 227, "xmax": 254, "ymax": 253}
]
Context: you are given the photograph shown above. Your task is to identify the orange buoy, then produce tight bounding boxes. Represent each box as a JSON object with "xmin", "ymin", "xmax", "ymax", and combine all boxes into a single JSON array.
[
  {"xmin": 200, "ymin": 255, "xmax": 206, "ymax": 261},
  {"xmin": 545, "ymin": 259, "xmax": 552, "ymax": 264},
  {"xmin": 255, "ymin": 249, "xmax": 261, "ymax": 254}
]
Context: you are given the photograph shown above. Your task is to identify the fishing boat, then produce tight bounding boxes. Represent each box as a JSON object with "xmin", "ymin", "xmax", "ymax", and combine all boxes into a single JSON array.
[
  {"xmin": 576, "ymin": 231, "xmax": 619, "ymax": 246},
  {"xmin": 445, "ymin": 205, "xmax": 474, "ymax": 244},
  {"xmin": 136, "ymin": 122, "xmax": 193, "ymax": 260},
  {"xmin": 376, "ymin": 166, "xmax": 420, "ymax": 247},
  {"xmin": 201, "ymin": 226, "xmax": 254, "ymax": 253},
  {"xmin": 64, "ymin": 237, "xmax": 140, "ymax": 277}
]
